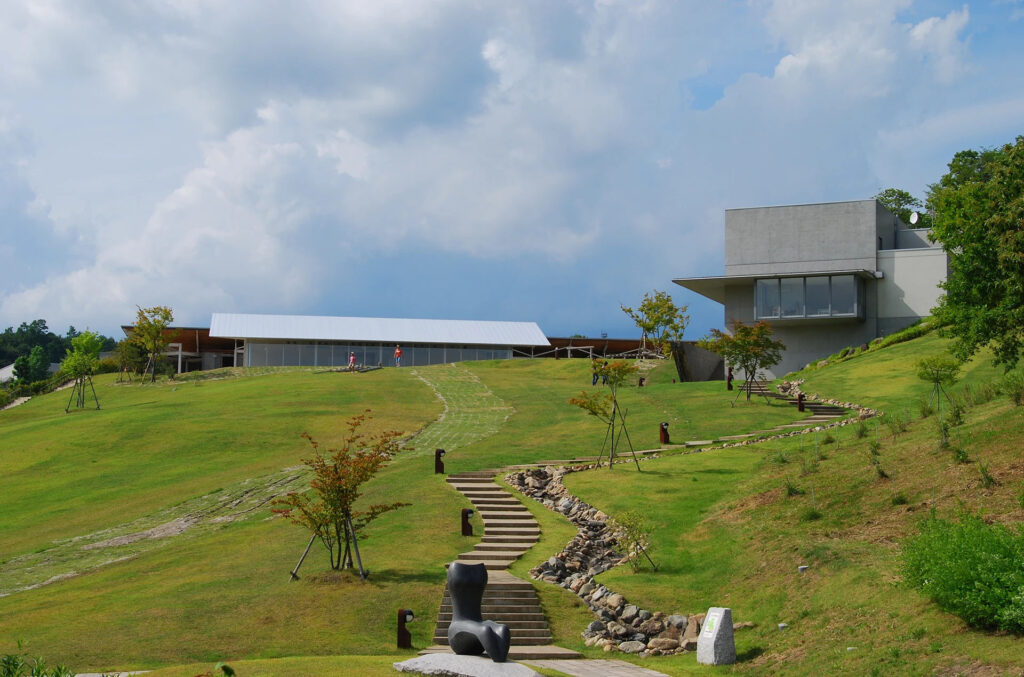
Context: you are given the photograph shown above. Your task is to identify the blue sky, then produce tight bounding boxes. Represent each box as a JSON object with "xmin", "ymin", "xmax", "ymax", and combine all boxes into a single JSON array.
[{"xmin": 1, "ymin": 0, "xmax": 1022, "ymax": 341}]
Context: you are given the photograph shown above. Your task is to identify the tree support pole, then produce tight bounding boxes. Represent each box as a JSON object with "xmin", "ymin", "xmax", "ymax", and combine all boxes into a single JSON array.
[
  {"xmin": 616, "ymin": 407, "xmax": 642, "ymax": 471},
  {"xmin": 289, "ymin": 534, "xmax": 316, "ymax": 581},
  {"xmin": 346, "ymin": 513, "xmax": 367, "ymax": 581}
]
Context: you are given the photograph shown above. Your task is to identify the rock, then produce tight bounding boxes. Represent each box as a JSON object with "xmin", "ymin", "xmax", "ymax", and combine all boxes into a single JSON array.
[
  {"xmin": 605, "ymin": 593, "xmax": 624, "ymax": 610},
  {"xmin": 778, "ymin": 623, "xmax": 788, "ymax": 630},
  {"xmin": 682, "ymin": 615, "xmax": 701, "ymax": 641},
  {"xmin": 620, "ymin": 605, "xmax": 639, "ymax": 623},
  {"xmin": 586, "ymin": 620, "xmax": 605, "ymax": 633},
  {"xmin": 733, "ymin": 621, "xmax": 755, "ymax": 631},
  {"xmin": 607, "ymin": 622, "xmax": 629, "ymax": 638},
  {"xmin": 618, "ymin": 640, "xmax": 646, "ymax": 654},
  {"xmin": 603, "ymin": 643, "xmax": 614, "ymax": 652},
  {"xmin": 657, "ymin": 626, "xmax": 681, "ymax": 640},
  {"xmin": 648, "ymin": 637, "xmax": 680, "ymax": 651},
  {"xmin": 681, "ymin": 638, "xmax": 698, "ymax": 651},
  {"xmin": 638, "ymin": 619, "xmax": 664, "ymax": 636},
  {"xmin": 630, "ymin": 633, "xmax": 646, "ymax": 642},
  {"xmin": 578, "ymin": 582, "xmax": 595, "ymax": 597},
  {"xmin": 666, "ymin": 614, "xmax": 687, "ymax": 630},
  {"xmin": 637, "ymin": 609, "xmax": 652, "ymax": 622}
]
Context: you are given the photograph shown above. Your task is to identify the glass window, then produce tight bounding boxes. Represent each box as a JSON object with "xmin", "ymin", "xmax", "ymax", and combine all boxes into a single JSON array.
[
  {"xmin": 781, "ymin": 278, "xmax": 804, "ymax": 318},
  {"xmin": 805, "ymin": 276, "xmax": 830, "ymax": 316},
  {"xmin": 831, "ymin": 275, "xmax": 856, "ymax": 315},
  {"xmin": 755, "ymin": 279, "xmax": 780, "ymax": 319}
]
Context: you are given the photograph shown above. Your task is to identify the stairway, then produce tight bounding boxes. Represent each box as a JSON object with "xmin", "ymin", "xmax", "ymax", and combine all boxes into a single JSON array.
[
  {"xmin": 420, "ymin": 471, "xmax": 580, "ymax": 661},
  {"xmin": 741, "ymin": 380, "xmax": 847, "ymax": 428}
]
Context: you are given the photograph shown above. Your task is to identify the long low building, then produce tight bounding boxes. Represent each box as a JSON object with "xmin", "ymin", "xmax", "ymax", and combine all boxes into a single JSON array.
[{"xmin": 209, "ymin": 312, "xmax": 551, "ymax": 368}]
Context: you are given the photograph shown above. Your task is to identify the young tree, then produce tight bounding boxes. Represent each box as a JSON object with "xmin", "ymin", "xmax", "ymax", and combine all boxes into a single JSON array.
[
  {"xmin": 115, "ymin": 339, "xmax": 148, "ymax": 381},
  {"xmin": 569, "ymin": 360, "xmax": 642, "ymax": 470},
  {"xmin": 874, "ymin": 188, "xmax": 932, "ymax": 228},
  {"xmin": 621, "ymin": 290, "xmax": 689, "ymax": 358},
  {"xmin": 61, "ymin": 331, "xmax": 104, "ymax": 410},
  {"xmin": 272, "ymin": 412, "xmax": 408, "ymax": 573},
  {"xmin": 699, "ymin": 321, "xmax": 785, "ymax": 403},
  {"xmin": 130, "ymin": 306, "xmax": 175, "ymax": 382},
  {"xmin": 927, "ymin": 136, "xmax": 1024, "ymax": 369}
]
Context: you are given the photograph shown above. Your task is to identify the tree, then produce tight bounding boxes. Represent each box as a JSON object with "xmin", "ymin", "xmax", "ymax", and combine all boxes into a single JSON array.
[
  {"xmin": 621, "ymin": 290, "xmax": 689, "ymax": 357},
  {"xmin": 60, "ymin": 331, "xmax": 104, "ymax": 411},
  {"xmin": 569, "ymin": 360, "xmax": 642, "ymax": 470},
  {"xmin": 874, "ymin": 188, "xmax": 932, "ymax": 228},
  {"xmin": 13, "ymin": 345, "xmax": 49, "ymax": 383},
  {"xmin": 927, "ymin": 136, "xmax": 1024, "ymax": 369},
  {"xmin": 698, "ymin": 321, "xmax": 785, "ymax": 403},
  {"xmin": 115, "ymin": 339, "xmax": 148, "ymax": 381},
  {"xmin": 272, "ymin": 412, "xmax": 408, "ymax": 573},
  {"xmin": 130, "ymin": 306, "xmax": 175, "ymax": 382}
]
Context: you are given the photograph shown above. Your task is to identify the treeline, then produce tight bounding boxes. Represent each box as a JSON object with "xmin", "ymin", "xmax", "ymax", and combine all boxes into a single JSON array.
[{"xmin": 1, "ymin": 320, "xmax": 117, "ymax": 370}]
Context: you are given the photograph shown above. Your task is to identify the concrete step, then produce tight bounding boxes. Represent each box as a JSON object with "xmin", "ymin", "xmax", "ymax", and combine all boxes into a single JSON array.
[
  {"xmin": 448, "ymin": 471, "xmax": 501, "ymax": 478},
  {"xmin": 473, "ymin": 543, "xmax": 532, "ymax": 552},
  {"xmin": 452, "ymin": 559, "xmax": 515, "ymax": 570},
  {"xmin": 478, "ymin": 511, "xmax": 533, "ymax": 520},
  {"xmin": 483, "ymin": 528, "xmax": 540, "ymax": 537},
  {"xmin": 432, "ymin": 636, "xmax": 554, "ymax": 646},
  {"xmin": 419, "ymin": 645, "xmax": 581, "ymax": 660},
  {"xmin": 434, "ymin": 618, "xmax": 549, "ymax": 629},
  {"xmin": 436, "ymin": 610, "xmax": 546, "ymax": 620},
  {"xmin": 482, "ymin": 535, "xmax": 539, "ymax": 543},
  {"xmin": 458, "ymin": 551, "xmax": 521, "ymax": 562},
  {"xmin": 446, "ymin": 476, "xmax": 496, "ymax": 484}
]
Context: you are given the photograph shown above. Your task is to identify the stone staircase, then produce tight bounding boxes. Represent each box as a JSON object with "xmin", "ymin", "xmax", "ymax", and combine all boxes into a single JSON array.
[
  {"xmin": 742, "ymin": 380, "xmax": 847, "ymax": 428},
  {"xmin": 420, "ymin": 470, "xmax": 580, "ymax": 661}
]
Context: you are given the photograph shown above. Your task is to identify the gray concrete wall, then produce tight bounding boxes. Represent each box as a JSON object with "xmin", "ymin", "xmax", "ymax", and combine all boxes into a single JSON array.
[
  {"xmin": 894, "ymin": 228, "xmax": 935, "ymax": 250},
  {"xmin": 724, "ymin": 200, "xmax": 879, "ymax": 276},
  {"xmin": 877, "ymin": 249, "xmax": 946, "ymax": 320},
  {"xmin": 680, "ymin": 343, "xmax": 724, "ymax": 381}
]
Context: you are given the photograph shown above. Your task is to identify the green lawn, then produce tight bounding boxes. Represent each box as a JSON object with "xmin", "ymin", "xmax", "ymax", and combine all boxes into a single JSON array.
[{"xmin": 2, "ymin": 346, "xmax": 1022, "ymax": 675}]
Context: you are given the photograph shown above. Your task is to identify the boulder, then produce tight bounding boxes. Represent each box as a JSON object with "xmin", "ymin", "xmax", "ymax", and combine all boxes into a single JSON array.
[
  {"xmin": 638, "ymin": 619, "xmax": 664, "ymax": 636},
  {"xmin": 681, "ymin": 638, "xmax": 698, "ymax": 651},
  {"xmin": 620, "ymin": 605, "xmax": 639, "ymax": 623},
  {"xmin": 666, "ymin": 614, "xmax": 687, "ymax": 629},
  {"xmin": 657, "ymin": 626, "xmax": 681, "ymax": 641},
  {"xmin": 604, "ymin": 593, "xmax": 624, "ymax": 610},
  {"xmin": 648, "ymin": 637, "xmax": 680, "ymax": 651},
  {"xmin": 586, "ymin": 620, "xmax": 605, "ymax": 634},
  {"xmin": 618, "ymin": 641, "xmax": 646, "ymax": 654}
]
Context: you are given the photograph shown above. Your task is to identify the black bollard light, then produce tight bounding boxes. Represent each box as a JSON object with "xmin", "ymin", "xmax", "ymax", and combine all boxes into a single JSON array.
[
  {"xmin": 659, "ymin": 422, "xmax": 670, "ymax": 445},
  {"xmin": 435, "ymin": 448, "xmax": 446, "ymax": 475},
  {"xmin": 397, "ymin": 608, "xmax": 414, "ymax": 649},
  {"xmin": 727, "ymin": 366, "xmax": 734, "ymax": 390},
  {"xmin": 797, "ymin": 392, "xmax": 805, "ymax": 412},
  {"xmin": 461, "ymin": 508, "xmax": 474, "ymax": 536}
]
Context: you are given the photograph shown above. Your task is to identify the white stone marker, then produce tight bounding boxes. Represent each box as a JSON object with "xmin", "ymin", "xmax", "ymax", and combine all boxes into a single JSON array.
[{"xmin": 696, "ymin": 606, "xmax": 736, "ymax": 665}]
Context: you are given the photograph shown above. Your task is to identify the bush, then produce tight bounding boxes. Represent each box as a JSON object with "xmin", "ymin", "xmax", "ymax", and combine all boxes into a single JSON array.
[
  {"xmin": 882, "ymin": 412, "xmax": 908, "ymax": 438},
  {"xmin": 902, "ymin": 513, "xmax": 1024, "ymax": 633},
  {"xmin": 95, "ymin": 357, "xmax": 120, "ymax": 374},
  {"xmin": 0, "ymin": 389, "xmax": 11, "ymax": 409},
  {"xmin": 785, "ymin": 478, "xmax": 804, "ymax": 496},
  {"xmin": 952, "ymin": 446, "xmax": 969, "ymax": 464},
  {"xmin": 891, "ymin": 491, "xmax": 909, "ymax": 506},
  {"xmin": 917, "ymin": 398, "xmax": 935, "ymax": 419},
  {"xmin": 1001, "ymin": 371, "xmax": 1024, "ymax": 406},
  {"xmin": 854, "ymin": 420, "xmax": 868, "ymax": 439},
  {"xmin": 0, "ymin": 644, "xmax": 73, "ymax": 677}
]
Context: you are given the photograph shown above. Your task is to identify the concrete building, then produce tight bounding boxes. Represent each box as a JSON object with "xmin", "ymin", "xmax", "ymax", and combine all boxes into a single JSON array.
[
  {"xmin": 674, "ymin": 200, "xmax": 947, "ymax": 377},
  {"xmin": 209, "ymin": 313, "xmax": 550, "ymax": 368}
]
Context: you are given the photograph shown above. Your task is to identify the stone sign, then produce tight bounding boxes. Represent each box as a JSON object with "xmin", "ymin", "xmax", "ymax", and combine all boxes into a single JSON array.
[{"xmin": 696, "ymin": 606, "xmax": 736, "ymax": 665}]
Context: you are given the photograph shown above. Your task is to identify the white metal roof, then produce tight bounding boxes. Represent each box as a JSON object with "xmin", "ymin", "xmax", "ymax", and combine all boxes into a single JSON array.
[{"xmin": 209, "ymin": 313, "xmax": 550, "ymax": 347}]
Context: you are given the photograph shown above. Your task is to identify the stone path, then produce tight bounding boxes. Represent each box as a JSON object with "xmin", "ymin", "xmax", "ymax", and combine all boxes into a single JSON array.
[
  {"xmin": 422, "ymin": 470, "xmax": 579, "ymax": 661},
  {"xmin": 525, "ymin": 659, "xmax": 669, "ymax": 676}
]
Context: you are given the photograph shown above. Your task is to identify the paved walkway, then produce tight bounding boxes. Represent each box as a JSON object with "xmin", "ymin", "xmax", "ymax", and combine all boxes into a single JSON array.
[{"xmin": 525, "ymin": 659, "xmax": 669, "ymax": 676}]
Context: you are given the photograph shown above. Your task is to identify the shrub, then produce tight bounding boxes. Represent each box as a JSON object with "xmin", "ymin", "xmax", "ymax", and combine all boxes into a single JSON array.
[
  {"xmin": 917, "ymin": 398, "xmax": 935, "ymax": 419},
  {"xmin": 800, "ymin": 507, "xmax": 823, "ymax": 521},
  {"xmin": 785, "ymin": 478, "xmax": 805, "ymax": 496},
  {"xmin": 868, "ymin": 439, "xmax": 882, "ymax": 456},
  {"xmin": 1001, "ymin": 371, "xmax": 1024, "ymax": 406},
  {"xmin": 821, "ymin": 433, "xmax": 835, "ymax": 445},
  {"xmin": 609, "ymin": 510, "xmax": 656, "ymax": 573},
  {"xmin": 95, "ymin": 357, "xmax": 120, "ymax": 374},
  {"xmin": 882, "ymin": 412, "xmax": 908, "ymax": 438},
  {"xmin": 838, "ymin": 347, "xmax": 851, "ymax": 358},
  {"xmin": 0, "ymin": 389, "xmax": 11, "ymax": 409},
  {"xmin": 978, "ymin": 461, "xmax": 997, "ymax": 488},
  {"xmin": 891, "ymin": 492, "xmax": 909, "ymax": 506},
  {"xmin": 0, "ymin": 644, "xmax": 73, "ymax": 677},
  {"xmin": 854, "ymin": 420, "xmax": 868, "ymax": 439},
  {"xmin": 902, "ymin": 512, "xmax": 1024, "ymax": 632},
  {"xmin": 769, "ymin": 450, "xmax": 789, "ymax": 465},
  {"xmin": 799, "ymin": 455, "xmax": 819, "ymax": 476},
  {"xmin": 952, "ymin": 446, "xmax": 969, "ymax": 464}
]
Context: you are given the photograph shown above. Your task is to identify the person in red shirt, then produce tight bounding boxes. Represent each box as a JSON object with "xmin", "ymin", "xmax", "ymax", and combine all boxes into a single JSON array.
[
  {"xmin": 348, "ymin": 352, "xmax": 356, "ymax": 371},
  {"xmin": 394, "ymin": 345, "xmax": 403, "ymax": 367}
]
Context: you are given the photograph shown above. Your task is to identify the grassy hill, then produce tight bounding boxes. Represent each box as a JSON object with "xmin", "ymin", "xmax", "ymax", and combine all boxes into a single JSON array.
[{"xmin": 1, "ymin": 338, "xmax": 1022, "ymax": 675}]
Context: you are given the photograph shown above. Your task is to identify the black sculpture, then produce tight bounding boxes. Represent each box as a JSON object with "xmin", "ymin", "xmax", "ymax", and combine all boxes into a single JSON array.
[{"xmin": 446, "ymin": 562, "xmax": 511, "ymax": 662}]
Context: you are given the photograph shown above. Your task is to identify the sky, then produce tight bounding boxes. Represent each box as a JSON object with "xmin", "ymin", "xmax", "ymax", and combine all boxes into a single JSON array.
[{"xmin": 1, "ymin": 0, "xmax": 1022, "ymax": 343}]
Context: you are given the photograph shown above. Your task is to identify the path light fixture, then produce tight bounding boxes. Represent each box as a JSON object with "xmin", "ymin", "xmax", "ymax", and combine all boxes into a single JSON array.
[
  {"xmin": 397, "ymin": 608, "xmax": 414, "ymax": 649},
  {"xmin": 797, "ymin": 393, "xmax": 804, "ymax": 412},
  {"xmin": 727, "ymin": 366, "xmax": 734, "ymax": 391},
  {"xmin": 659, "ymin": 422, "xmax": 670, "ymax": 445},
  {"xmin": 435, "ymin": 448, "xmax": 446, "ymax": 475},
  {"xmin": 461, "ymin": 508, "xmax": 474, "ymax": 536}
]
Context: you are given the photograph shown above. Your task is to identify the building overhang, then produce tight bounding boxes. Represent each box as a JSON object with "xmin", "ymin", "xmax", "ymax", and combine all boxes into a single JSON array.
[{"xmin": 673, "ymin": 269, "xmax": 877, "ymax": 305}]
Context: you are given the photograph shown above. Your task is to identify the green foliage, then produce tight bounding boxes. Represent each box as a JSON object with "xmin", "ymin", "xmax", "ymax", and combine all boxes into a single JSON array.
[
  {"xmin": 608, "ymin": 510, "xmax": 656, "ymax": 573},
  {"xmin": 698, "ymin": 320, "xmax": 785, "ymax": 401},
  {"xmin": 129, "ymin": 305, "xmax": 176, "ymax": 382},
  {"xmin": 881, "ymin": 412, "xmax": 908, "ymax": 438},
  {"xmin": 891, "ymin": 491, "xmax": 909, "ymax": 506},
  {"xmin": 272, "ymin": 412, "xmax": 408, "ymax": 570},
  {"xmin": 854, "ymin": 420, "xmax": 868, "ymax": 439},
  {"xmin": 999, "ymin": 371, "xmax": 1024, "ymax": 406},
  {"xmin": 916, "ymin": 355, "xmax": 962, "ymax": 387},
  {"xmin": 0, "ymin": 644, "xmax": 72, "ymax": 677},
  {"xmin": 978, "ymin": 461, "xmax": 997, "ymax": 489},
  {"xmin": 800, "ymin": 507, "xmax": 823, "ymax": 522},
  {"xmin": 60, "ymin": 331, "xmax": 104, "ymax": 380},
  {"xmin": 620, "ymin": 289, "xmax": 689, "ymax": 358},
  {"xmin": 951, "ymin": 445, "xmax": 969, "ymax": 464},
  {"xmin": 13, "ymin": 346, "xmax": 49, "ymax": 384},
  {"xmin": 784, "ymin": 478, "xmax": 804, "ymax": 496},
  {"xmin": 1018, "ymin": 483, "xmax": 1024, "ymax": 510},
  {"xmin": 928, "ymin": 136, "xmax": 1024, "ymax": 369},
  {"xmin": 875, "ymin": 188, "xmax": 932, "ymax": 228},
  {"xmin": 903, "ymin": 512, "xmax": 1024, "ymax": 632}
]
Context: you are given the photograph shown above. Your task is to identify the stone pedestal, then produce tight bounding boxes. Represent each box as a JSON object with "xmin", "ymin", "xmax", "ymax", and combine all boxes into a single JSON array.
[{"xmin": 696, "ymin": 606, "xmax": 736, "ymax": 665}]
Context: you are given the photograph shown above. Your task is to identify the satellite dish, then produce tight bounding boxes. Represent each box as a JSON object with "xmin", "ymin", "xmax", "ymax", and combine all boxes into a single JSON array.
[{"xmin": 909, "ymin": 211, "xmax": 919, "ymax": 225}]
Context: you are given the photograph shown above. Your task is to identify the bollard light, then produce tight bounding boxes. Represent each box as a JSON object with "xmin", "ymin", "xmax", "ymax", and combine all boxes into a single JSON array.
[
  {"xmin": 659, "ymin": 421, "xmax": 670, "ymax": 445},
  {"xmin": 435, "ymin": 448, "xmax": 446, "ymax": 475},
  {"xmin": 461, "ymin": 508, "xmax": 474, "ymax": 536},
  {"xmin": 727, "ymin": 366, "xmax": 734, "ymax": 391},
  {"xmin": 397, "ymin": 608, "xmax": 414, "ymax": 649},
  {"xmin": 797, "ymin": 392, "xmax": 805, "ymax": 412}
]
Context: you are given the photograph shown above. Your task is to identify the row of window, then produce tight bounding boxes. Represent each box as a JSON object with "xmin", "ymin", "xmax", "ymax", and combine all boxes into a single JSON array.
[
  {"xmin": 755, "ymin": 275, "xmax": 862, "ymax": 320},
  {"xmin": 244, "ymin": 341, "xmax": 513, "ymax": 367}
]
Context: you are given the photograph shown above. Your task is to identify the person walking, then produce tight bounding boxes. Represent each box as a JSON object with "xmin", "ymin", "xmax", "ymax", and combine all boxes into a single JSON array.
[
  {"xmin": 348, "ymin": 352, "xmax": 356, "ymax": 371},
  {"xmin": 394, "ymin": 345, "xmax": 403, "ymax": 367}
]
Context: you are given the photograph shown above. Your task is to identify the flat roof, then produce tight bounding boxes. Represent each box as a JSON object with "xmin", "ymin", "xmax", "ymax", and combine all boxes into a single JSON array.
[
  {"xmin": 673, "ymin": 269, "xmax": 877, "ymax": 304},
  {"xmin": 209, "ymin": 313, "xmax": 550, "ymax": 347}
]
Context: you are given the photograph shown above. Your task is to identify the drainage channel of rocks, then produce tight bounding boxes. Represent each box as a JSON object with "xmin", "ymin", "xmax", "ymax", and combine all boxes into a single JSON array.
[
  {"xmin": 506, "ymin": 466, "xmax": 751, "ymax": 657},
  {"xmin": 504, "ymin": 381, "xmax": 875, "ymax": 657}
]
